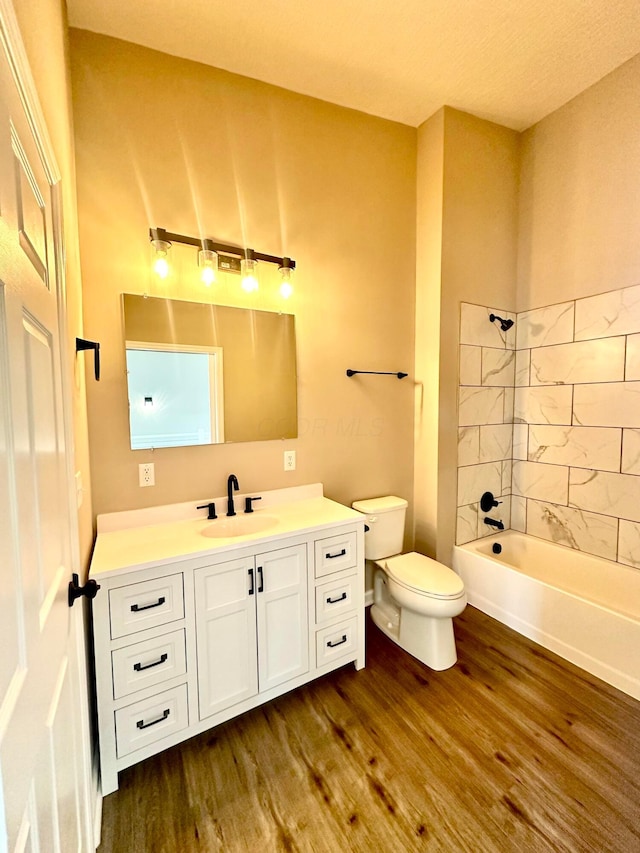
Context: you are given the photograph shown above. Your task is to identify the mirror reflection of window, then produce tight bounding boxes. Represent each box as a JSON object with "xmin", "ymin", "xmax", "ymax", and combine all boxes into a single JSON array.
[
  {"xmin": 122, "ymin": 294, "xmax": 297, "ymax": 446},
  {"xmin": 126, "ymin": 344, "xmax": 224, "ymax": 449}
]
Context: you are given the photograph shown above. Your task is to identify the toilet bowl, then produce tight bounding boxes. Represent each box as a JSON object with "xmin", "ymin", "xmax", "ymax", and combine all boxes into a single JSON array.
[{"xmin": 353, "ymin": 496, "xmax": 467, "ymax": 670}]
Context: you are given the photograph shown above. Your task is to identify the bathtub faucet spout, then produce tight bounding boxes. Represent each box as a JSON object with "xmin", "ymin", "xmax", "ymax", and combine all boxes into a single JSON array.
[{"xmin": 484, "ymin": 517, "xmax": 504, "ymax": 530}]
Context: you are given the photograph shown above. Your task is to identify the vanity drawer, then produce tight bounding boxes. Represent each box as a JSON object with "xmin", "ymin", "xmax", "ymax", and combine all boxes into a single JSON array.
[
  {"xmin": 315, "ymin": 617, "xmax": 358, "ymax": 667},
  {"xmin": 111, "ymin": 629, "xmax": 187, "ymax": 699},
  {"xmin": 315, "ymin": 573, "xmax": 358, "ymax": 624},
  {"xmin": 115, "ymin": 684, "xmax": 188, "ymax": 758},
  {"xmin": 109, "ymin": 574, "xmax": 184, "ymax": 639},
  {"xmin": 314, "ymin": 532, "xmax": 357, "ymax": 578}
]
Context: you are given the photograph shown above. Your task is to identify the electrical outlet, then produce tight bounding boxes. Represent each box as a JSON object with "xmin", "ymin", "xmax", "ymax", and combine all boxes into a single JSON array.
[
  {"xmin": 284, "ymin": 450, "xmax": 296, "ymax": 471},
  {"xmin": 139, "ymin": 462, "xmax": 155, "ymax": 487}
]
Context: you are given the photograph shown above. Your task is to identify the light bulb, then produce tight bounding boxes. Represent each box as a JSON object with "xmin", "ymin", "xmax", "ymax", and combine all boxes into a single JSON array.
[
  {"xmin": 198, "ymin": 248, "xmax": 218, "ymax": 286},
  {"xmin": 241, "ymin": 257, "xmax": 259, "ymax": 292},
  {"xmin": 279, "ymin": 265, "xmax": 294, "ymax": 298},
  {"xmin": 154, "ymin": 256, "xmax": 169, "ymax": 279},
  {"xmin": 151, "ymin": 238, "xmax": 171, "ymax": 279}
]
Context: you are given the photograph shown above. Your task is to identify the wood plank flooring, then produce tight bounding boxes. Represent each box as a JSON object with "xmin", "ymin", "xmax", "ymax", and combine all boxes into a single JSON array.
[{"xmin": 99, "ymin": 606, "xmax": 640, "ymax": 852}]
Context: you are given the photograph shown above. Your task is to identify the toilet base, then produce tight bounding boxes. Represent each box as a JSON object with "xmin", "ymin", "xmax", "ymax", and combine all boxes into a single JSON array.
[
  {"xmin": 370, "ymin": 602, "xmax": 458, "ymax": 671},
  {"xmin": 370, "ymin": 601, "xmax": 400, "ymax": 642},
  {"xmin": 399, "ymin": 607, "xmax": 458, "ymax": 670}
]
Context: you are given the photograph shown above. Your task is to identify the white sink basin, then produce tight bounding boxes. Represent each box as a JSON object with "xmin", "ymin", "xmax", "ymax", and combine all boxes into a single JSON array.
[{"xmin": 200, "ymin": 514, "xmax": 279, "ymax": 539}]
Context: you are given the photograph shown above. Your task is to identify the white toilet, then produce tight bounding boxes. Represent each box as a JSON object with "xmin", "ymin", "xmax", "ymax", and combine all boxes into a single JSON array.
[{"xmin": 352, "ymin": 496, "xmax": 467, "ymax": 671}]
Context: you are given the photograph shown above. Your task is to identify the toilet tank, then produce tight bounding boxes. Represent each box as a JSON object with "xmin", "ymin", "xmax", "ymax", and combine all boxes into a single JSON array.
[{"xmin": 352, "ymin": 496, "xmax": 408, "ymax": 560}]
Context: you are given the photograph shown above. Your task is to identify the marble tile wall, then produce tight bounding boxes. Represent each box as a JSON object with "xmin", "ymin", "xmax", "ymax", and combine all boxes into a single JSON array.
[
  {"xmin": 456, "ymin": 304, "xmax": 515, "ymax": 545},
  {"xmin": 457, "ymin": 284, "xmax": 640, "ymax": 571}
]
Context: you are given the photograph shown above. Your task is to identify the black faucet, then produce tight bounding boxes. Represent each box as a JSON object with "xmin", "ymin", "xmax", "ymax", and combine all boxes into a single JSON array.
[
  {"xmin": 484, "ymin": 517, "xmax": 504, "ymax": 530},
  {"xmin": 227, "ymin": 474, "xmax": 239, "ymax": 517}
]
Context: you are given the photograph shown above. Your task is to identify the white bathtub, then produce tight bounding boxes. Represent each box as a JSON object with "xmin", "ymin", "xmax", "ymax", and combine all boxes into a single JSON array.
[{"xmin": 452, "ymin": 531, "xmax": 640, "ymax": 701}]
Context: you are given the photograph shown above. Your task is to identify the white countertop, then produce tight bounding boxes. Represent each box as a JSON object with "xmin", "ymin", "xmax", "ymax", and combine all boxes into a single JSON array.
[{"xmin": 90, "ymin": 485, "xmax": 363, "ymax": 578}]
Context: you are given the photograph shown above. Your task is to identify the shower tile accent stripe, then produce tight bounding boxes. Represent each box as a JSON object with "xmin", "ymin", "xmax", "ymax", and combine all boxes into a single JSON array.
[{"xmin": 457, "ymin": 286, "xmax": 640, "ymax": 571}]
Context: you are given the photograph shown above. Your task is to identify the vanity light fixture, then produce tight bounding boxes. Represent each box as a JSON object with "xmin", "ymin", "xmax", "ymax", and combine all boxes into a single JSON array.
[
  {"xmin": 278, "ymin": 257, "xmax": 294, "ymax": 298},
  {"xmin": 149, "ymin": 227, "xmax": 296, "ymax": 296},
  {"xmin": 150, "ymin": 236, "xmax": 171, "ymax": 279},
  {"xmin": 198, "ymin": 241, "xmax": 218, "ymax": 286},
  {"xmin": 240, "ymin": 250, "xmax": 259, "ymax": 292}
]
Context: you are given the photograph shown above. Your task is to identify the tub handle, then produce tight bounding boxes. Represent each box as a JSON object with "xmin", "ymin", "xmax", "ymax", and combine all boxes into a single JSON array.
[{"xmin": 480, "ymin": 491, "xmax": 501, "ymax": 512}]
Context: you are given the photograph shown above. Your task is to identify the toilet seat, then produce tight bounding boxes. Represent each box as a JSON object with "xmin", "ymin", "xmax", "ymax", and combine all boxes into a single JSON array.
[{"xmin": 383, "ymin": 552, "xmax": 465, "ymax": 600}]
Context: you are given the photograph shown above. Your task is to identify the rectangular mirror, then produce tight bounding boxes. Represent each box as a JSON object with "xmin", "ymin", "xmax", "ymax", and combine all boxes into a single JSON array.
[{"xmin": 123, "ymin": 294, "xmax": 297, "ymax": 449}]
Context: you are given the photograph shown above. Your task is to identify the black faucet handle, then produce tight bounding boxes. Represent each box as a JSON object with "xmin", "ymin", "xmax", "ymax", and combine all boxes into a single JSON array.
[
  {"xmin": 197, "ymin": 502, "xmax": 217, "ymax": 520},
  {"xmin": 245, "ymin": 496, "xmax": 262, "ymax": 514},
  {"xmin": 480, "ymin": 491, "xmax": 501, "ymax": 512}
]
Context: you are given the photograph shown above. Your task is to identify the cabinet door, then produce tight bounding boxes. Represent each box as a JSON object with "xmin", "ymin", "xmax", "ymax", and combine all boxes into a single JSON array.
[
  {"xmin": 256, "ymin": 544, "xmax": 309, "ymax": 693},
  {"xmin": 195, "ymin": 557, "xmax": 258, "ymax": 720}
]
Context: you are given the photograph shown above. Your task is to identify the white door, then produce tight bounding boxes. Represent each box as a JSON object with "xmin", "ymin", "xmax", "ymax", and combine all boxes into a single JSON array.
[
  {"xmin": 195, "ymin": 557, "xmax": 259, "ymax": 720},
  {"xmin": 0, "ymin": 13, "xmax": 92, "ymax": 853},
  {"xmin": 256, "ymin": 544, "xmax": 309, "ymax": 692}
]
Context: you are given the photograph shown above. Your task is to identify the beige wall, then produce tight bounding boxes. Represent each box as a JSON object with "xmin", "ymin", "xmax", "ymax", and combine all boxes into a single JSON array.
[
  {"xmin": 414, "ymin": 109, "xmax": 444, "ymax": 557},
  {"xmin": 518, "ymin": 52, "xmax": 640, "ymax": 311},
  {"xmin": 69, "ymin": 31, "xmax": 416, "ymax": 525},
  {"xmin": 440, "ymin": 109, "xmax": 520, "ymax": 561},
  {"xmin": 415, "ymin": 108, "xmax": 520, "ymax": 562},
  {"xmin": 14, "ymin": 0, "xmax": 93, "ymax": 569}
]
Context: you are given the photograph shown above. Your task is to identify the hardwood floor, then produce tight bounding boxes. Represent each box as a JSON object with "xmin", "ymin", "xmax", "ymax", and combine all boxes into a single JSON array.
[{"xmin": 99, "ymin": 606, "xmax": 640, "ymax": 852}]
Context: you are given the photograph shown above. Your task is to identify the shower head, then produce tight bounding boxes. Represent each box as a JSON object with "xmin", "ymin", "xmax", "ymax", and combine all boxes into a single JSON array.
[{"xmin": 489, "ymin": 313, "xmax": 514, "ymax": 333}]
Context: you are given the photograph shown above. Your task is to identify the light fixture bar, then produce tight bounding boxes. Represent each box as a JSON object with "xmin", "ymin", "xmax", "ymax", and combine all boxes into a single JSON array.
[{"xmin": 149, "ymin": 227, "xmax": 296, "ymax": 270}]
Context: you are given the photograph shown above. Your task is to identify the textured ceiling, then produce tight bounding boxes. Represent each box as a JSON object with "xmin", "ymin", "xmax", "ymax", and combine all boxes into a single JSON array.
[{"xmin": 67, "ymin": 0, "xmax": 640, "ymax": 130}]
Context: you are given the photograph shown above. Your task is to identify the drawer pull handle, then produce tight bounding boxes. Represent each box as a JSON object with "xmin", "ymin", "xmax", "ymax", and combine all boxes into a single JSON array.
[
  {"xmin": 133, "ymin": 653, "xmax": 168, "ymax": 672},
  {"xmin": 136, "ymin": 708, "xmax": 170, "ymax": 730},
  {"xmin": 326, "ymin": 549, "xmax": 346, "ymax": 560},
  {"xmin": 131, "ymin": 596, "xmax": 166, "ymax": 613},
  {"xmin": 326, "ymin": 592, "xmax": 348, "ymax": 604},
  {"xmin": 327, "ymin": 634, "xmax": 347, "ymax": 648}
]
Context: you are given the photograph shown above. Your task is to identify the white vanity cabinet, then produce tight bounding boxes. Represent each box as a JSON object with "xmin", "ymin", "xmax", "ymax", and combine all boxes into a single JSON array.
[
  {"xmin": 90, "ymin": 488, "xmax": 365, "ymax": 796},
  {"xmin": 194, "ymin": 543, "xmax": 309, "ymax": 719}
]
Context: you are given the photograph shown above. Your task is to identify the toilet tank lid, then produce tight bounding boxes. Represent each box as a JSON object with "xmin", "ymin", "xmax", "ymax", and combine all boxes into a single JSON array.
[{"xmin": 352, "ymin": 496, "xmax": 408, "ymax": 514}]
